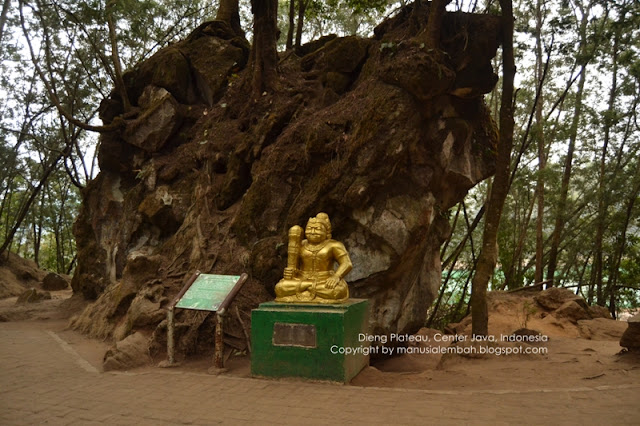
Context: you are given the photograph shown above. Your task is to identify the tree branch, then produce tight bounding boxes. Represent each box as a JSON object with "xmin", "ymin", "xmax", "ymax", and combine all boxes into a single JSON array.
[
  {"xmin": 106, "ymin": 0, "xmax": 131, "ymax": 111},
  {"xmin": 19, "ymin": 0, "xmax": 124, "ymax": 133}
]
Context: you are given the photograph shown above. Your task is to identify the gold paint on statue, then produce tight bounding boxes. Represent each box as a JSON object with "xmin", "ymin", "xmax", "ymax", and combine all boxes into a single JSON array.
[{"xmin": 275, "ymin": 213, "xmax": 353, "ymax": 303}]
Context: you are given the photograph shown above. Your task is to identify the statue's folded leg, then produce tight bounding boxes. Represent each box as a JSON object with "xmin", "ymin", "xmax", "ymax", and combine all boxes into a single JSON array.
[
  {"xmin": 314, "ymin": 280, "xmax": 349, "ymax": 301},
  {"xmin": 275, "ymin": 279, "xmax": 298, "ymax": 298},
  {"xmin": 275, "ymin": 279, "xmax": 316, "ymax": 298}
]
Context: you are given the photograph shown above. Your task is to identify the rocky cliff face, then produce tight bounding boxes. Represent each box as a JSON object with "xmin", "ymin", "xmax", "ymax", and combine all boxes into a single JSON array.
[{"xmin": 71, "ymin": 4, "xmax": 502, "ymax": 357}]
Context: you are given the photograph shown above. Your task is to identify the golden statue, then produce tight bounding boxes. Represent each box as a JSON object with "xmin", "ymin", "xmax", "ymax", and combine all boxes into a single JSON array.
[{"xmin": 275, "ymin": 213, "xmax": 352, "ymax": 303}]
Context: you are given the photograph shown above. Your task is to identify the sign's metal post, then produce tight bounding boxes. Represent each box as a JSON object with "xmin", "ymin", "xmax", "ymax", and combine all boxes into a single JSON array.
[
  {"xmin": 214, "ymin": 313, "xmax": 224, "ymax": 369},
  {"xmin": 212, "ymin": 273, "xmax": 248, "ymax": 371},
  {"xmin": 167, "ymin": 308, "xmax": 175, "ymax": 364},
  {"xmin": 163, "ymin": 271, "xmax": 201, "ymax": 367}
]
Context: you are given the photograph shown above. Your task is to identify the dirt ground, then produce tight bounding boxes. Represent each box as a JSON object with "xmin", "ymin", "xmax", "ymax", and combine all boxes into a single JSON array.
[
  {"xmin": 2, "ymin": 289, "xmax": 638, "ymax": 396},
  {"xmin": 354, "ymin": 337, "xmax": 640, "ymax": 391}
]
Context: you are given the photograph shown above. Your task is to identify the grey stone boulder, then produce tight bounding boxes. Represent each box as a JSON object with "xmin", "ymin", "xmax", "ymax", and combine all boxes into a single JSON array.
[
  {"xmin": 554, "ymin": 300, "xmax": 591, "ymax": 323},
  {"xmin": 41, "ymin": 272, "xmax": 69, "ymax": 291},
  {"xmin": 103, "ymin": 332, "xmax": 152, "ymax": 371},
  {"xmin": 534, "ymin": 287, "xmax": 586, "ymax": 311},
  {"xmin": 588, "ymin": 305, "xmax": 612, "ymax": 319},
  {"xmin": 123, "ymin": 86, "xmax": 182, "ymax": 153},
  {"xmin": 620, "ymin": 314, "xmax": 640, "ymax": 352}
]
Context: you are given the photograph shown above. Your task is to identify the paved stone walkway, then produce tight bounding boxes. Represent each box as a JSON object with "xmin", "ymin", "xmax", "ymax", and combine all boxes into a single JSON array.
[{"xmin": 1, "ymin": 321, "xmax": 638, "ymax": 425}]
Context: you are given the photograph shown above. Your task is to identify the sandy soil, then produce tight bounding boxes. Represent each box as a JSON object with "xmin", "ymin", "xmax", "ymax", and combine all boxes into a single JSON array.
[
  {"xmin": 2, "ymin": 290, "xmax": 638, "ymax": 394},
  {"xmin": 353, "ymin": 337, "xmax": 640, "ymax": 391}
]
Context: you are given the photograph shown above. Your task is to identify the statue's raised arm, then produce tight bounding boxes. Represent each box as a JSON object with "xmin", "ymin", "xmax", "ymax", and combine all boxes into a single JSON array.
[{"xmin": 275, "ymin": 213, "xmax": 352, "ymax": 303}]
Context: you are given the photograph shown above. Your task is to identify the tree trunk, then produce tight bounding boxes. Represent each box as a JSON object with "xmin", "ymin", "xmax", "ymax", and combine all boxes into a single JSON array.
[
  {"xmin": 429, "ymin": 204, "xmax": 466, "ymax": 327},
  {"xmin": 216, "ymin": 0, "xmax": 244, "ymax": 37},
  {"xmin": 455, "ymin": 205, "xmax": 478, "ymax": 322},
  {"xmin": 592, "ymin": 27, "xmax": 619, "ymax": 306},
  {"xmin": 439, "ymin": 202, "xmax": 462, "ymax": 260},
  {"xmin": 471, "ymin": 0, "xmax": 515, "ymax": 337},
  {"xmin": 442, "ymin": 205, "xmax": 484, "ymax": 269},
  {"xmin": 503, "ymin": 190, "xmax": 535, "ymax": 289},
  {"xmin": 575, "ymin": 251, "xmax": 592, "ymax": 297},
  {"xmin": 534, "ymin": 0, "xmax": 546, "ymax": 287},
  {"xmin": 423, "ymin": 0, "xmax": 452, "ymax": 48},
  {"xmin": 0, "ymin": 0, "xmax": 10, "ymax": 56},
  {"xmin": 32, "ymin": 190, "xmax": 45, "ymax": 267},
  {"xmin": 294, "ymin": 0, "xmax": 307, "ymax": 50},
  {"xmin": 546, "ymin": 7, "xmax": 590, "ymax": 287},
  {"xmin": 286, "ymin": 0, "xmax": 295, "ymax": 50},
  {"xmin": 250, "ymin": 0, "xmax": 279, "ymax": 97},
  {"xmin": 55, "ymin": 224, "xmax": 63, "ymax": 271},
  {"xmin": 454, "ymin": 267, "xmax": 474, "ymax": 322},
  {"xmin": 106, "ymin": 0, "xmax": 131, "ymax": 112}
]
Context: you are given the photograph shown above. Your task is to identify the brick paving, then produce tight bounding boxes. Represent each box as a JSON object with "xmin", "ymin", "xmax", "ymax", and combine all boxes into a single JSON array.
[{"xmin": 1, "ymin": 321, "xmax": 639, "ymax": 425}]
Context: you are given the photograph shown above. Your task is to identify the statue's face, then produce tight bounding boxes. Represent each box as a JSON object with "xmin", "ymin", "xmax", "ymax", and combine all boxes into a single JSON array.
[{"xmin": 305, "ymin": 221, "xmax": 327, "ymax": 244}]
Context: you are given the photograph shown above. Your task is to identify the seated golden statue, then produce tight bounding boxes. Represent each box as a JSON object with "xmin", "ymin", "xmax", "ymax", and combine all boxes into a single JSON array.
[{"xmin": 275, "ymin": 213, "xmax": 352, "ymax": 303}]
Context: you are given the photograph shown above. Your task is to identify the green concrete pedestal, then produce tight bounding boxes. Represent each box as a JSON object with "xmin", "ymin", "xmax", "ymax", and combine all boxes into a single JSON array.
[{"xmin": 251, "ymin": 299, "xmax": 369, "ymax": 383}]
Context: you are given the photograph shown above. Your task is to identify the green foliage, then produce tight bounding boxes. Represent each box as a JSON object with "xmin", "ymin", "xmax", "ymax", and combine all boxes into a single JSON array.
[
  {"xmin": 426, "ymin": 300, "xmax": 468, "ymax": 331},
  {"xmin": 426, "ymin": 270, "xmax": 472, "ymax": 330},
  {"xmin": 278, "ymin": 0, "xmax": 396, "ymax": 46},
  {"xmin": 0, "ymin": 0, "xmax": 217, "ymax": 272},
  {"xmin": 617, "ymin": 235, "xmax": 640, "ymax": 308},
  {"xmin": 431, "ymin": 0, "xmax": 640, "ymax": 322}
]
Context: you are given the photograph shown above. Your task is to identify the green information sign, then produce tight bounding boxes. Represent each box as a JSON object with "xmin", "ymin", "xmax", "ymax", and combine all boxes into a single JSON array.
[{"xmin": 175, "ymin": 274, "xmax": 241, "ymax": 312}]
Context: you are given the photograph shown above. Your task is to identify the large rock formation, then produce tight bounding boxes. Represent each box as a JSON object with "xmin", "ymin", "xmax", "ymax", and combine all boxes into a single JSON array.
[{"xmin": 71, "ymin": 5, "xmax": 502, "ymax": 355}]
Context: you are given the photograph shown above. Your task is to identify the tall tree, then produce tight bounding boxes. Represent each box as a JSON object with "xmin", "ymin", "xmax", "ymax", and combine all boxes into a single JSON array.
[
  {"xmin": 471, "ymin": 0, "xmax": 516, "ymax": 336},
  {"xmin": 591, "ymin": 19, "xmax": 619, "ymax": 306},
  {"xmin": 286, "ymin": 0, "xmax": 295, "ymax": 49},
  {"xmin": 533, "ymin": 0, "xmax": 547, "ymax": 286},
  {"xmin": 250, "ymin": 0, "xmax": 279, "ymax": 96},
  {"xmin": 0, "ymin": 0, "xmax": 10, "ymax": 56},
  {"xmin": 106, "ymin": 0, "xmax": 132, "ymax": 113},
  {"xmin": 546, "ymin": 0, "xmax": 594, "ymax": 286},
  {"xmin": 295, "ymin": 0, "xmax": 308, "ymax": 50}
]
